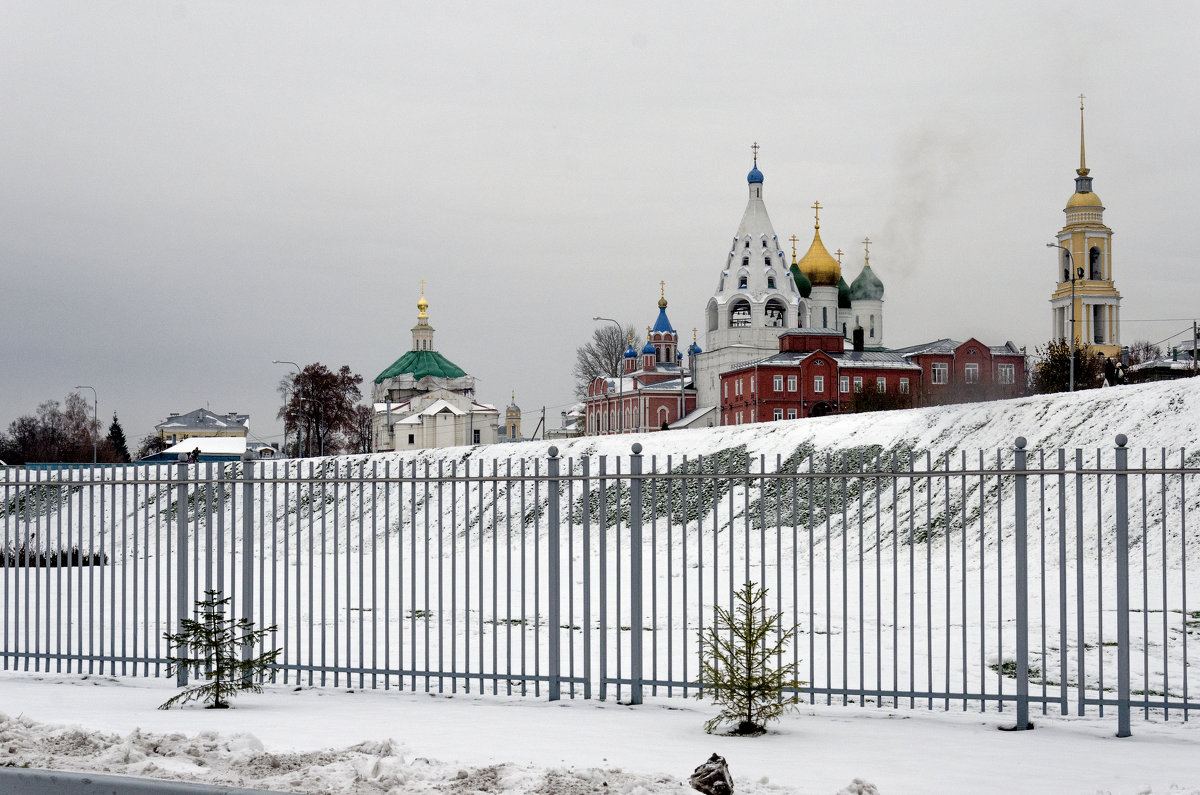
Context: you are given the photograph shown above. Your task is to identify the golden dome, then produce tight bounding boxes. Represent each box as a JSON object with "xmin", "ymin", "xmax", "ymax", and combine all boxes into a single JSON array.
[
  {"xmin": 1066, "ymin": 190, "xmax": 1103, "ymax": 209},
  {"xmin": 797, "ymin": 227, "xmax": 841, "ymax": 287}
]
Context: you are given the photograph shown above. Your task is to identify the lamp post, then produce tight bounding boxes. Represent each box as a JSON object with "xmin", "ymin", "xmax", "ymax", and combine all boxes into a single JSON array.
[
  {"xmin": 593, "ymin": 317, "xmax": 624, "ymax": 434},
  {"xmin": 74, "ymin": 385, "xmax": 97, "ymax": 464},
  {"xmin": 1047, "ymin": 243, "xmax": 1084, "ymax": 392},
  {"xmin": 273, "ymin": 360, "xmax": 304, "ymax": 457}
]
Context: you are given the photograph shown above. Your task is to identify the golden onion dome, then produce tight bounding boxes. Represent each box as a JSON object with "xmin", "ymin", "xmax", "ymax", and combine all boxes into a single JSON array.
[
  {"xmin": 797, "ymin": 227, "xmax": 841, "ymax": 287},
  {"xmin": 1066, "ymin": 190, "xmax": 1103, "ymax": 209}
]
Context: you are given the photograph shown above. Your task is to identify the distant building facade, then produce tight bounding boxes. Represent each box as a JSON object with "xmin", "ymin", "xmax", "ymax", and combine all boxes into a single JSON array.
[
  {"xmin": 156, "ymin": 408, "xmax": 248, "ymax": 447},
  {"xmin": 372, "ymin": 286, "xmax": 499, "ymax": 451}
]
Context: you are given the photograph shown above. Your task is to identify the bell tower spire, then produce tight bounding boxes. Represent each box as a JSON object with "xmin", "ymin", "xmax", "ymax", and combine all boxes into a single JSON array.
[{"xmin": 411, "ymin": 281, "xmax": 435, "ymax": 351}]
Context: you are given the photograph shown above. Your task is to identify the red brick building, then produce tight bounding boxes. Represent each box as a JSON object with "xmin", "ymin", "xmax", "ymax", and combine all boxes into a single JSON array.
[{"xmin": 720, "ymin": 330, "xmax": 1026, "ymax": 425}]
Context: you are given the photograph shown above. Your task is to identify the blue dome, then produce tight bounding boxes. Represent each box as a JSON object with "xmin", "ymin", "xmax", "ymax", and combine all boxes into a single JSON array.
[
  {"xmin": 747, "ymin": 165, "xmax": 764, "ymax": 184},
  {"xmin": 642, "ymin": 340, "xmax": 656, "ymax": 355},
  {"xmin": 688, "ymin": 341, "xmax": 703, "ymax": 355},
  {"xmin": 623, "ymin": 344, "xmax": 638, "ymax": 359}
]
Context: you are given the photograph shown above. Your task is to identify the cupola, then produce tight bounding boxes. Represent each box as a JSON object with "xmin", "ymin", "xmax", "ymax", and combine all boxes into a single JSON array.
[{"xmin": 796, "ymin": 201, "xmax": 841, "ymax": 287}]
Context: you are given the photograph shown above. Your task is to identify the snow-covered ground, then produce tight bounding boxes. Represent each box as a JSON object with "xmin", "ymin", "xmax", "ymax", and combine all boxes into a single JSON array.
[{"xmin": 3, "ymin": 670, "xmax": 1200, "ymax": 794}]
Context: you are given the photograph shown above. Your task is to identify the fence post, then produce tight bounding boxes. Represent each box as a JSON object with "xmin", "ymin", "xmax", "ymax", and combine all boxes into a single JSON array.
[
  {"xmin": 1013, "ymin": 437, "xmax": 1031, "ymax": 730},
  {"xmin": 1114, "ymin": 434, "xmax": 1132, "ymax": 738},
  {"xmin": 547, "ymin": 446, "xmax": 561, "ymax": 702},
  {"xmin": 241, "ymin": 455, "xmax": 256, "ymax": 684},
  {"xmin": 175, "ymin": 459, "xmax": 189, "ymax": 687},
  {"xmin": 629, "ymin": 442, "xmax": 644, "ymax": 705}
]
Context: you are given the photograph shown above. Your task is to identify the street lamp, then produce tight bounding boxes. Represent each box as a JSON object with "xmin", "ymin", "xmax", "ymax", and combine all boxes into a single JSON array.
[
  {"xmin": 272, "ymin": 360, "xmax": 304, "ymax": 457},
  {"xmin": 1047, "ymin": 243, "xmax": 1085, "ymax": 392},
  {"xmin": 593, "ymin": 317, "xmax": 624, "ymax": 434},
  {"xmin": 74, "ymin": 385, "xmax": 97, "ymax": 464}
]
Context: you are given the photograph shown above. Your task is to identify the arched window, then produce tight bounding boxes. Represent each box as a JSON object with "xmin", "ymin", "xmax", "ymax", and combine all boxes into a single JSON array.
[
  {"xmin": 706, "ymin": 300, "xmax": 718, "ymax": 332},
  {"xmin": 767, "ymin": 275, "xmax": 776, "ymax": 289},
  {"xmin": 744, "ymin": 240, "xmax": 750, "ymax": 249},
  {"xmin": 738, "ymin": 274, "xmax": 748, "ymax": 289},
  {"xmin": 762, "ymin": 239, "xmax": 768, "ymax": 248},
  {"xmin": 729, "ymin": 299, "xmax": 752, "ymax": 327},
  {"xmin": 763, "ymin": 256, "xmax": 771, "ymax": 268},
  {"xmin": 764, "ymin": 299, "xmax": 787, "ymax": 327},
  {"xmin": 742, "ymin": 256, "xmax": 749, "ymax": 268},
  {"xmin": 1089, "ymin": 247, "xmax": 1102, "ymax": 280}
]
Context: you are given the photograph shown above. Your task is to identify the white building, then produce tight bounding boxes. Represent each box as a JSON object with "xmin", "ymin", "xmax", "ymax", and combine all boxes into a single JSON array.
[
  {"xmin": 372, "ymin": 286, "xmax": 499, "ymax": 451},
  {"xmin": 693, "ymin": 150, "xmax": 886, "ymax": 409}
]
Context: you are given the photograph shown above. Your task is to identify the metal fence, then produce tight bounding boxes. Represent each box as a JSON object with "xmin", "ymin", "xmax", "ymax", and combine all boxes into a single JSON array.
[{"xmin": 2, "ymin": 436, "xmax": 1198, "ymax": 735}]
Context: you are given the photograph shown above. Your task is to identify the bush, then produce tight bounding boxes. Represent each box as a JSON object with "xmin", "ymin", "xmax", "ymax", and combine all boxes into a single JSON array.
[{"xmin": 697, "ymin": 582, "xmax": 800, "ymax": 735}]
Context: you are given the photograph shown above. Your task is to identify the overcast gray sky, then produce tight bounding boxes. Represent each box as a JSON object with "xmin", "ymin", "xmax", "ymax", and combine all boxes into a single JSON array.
[{"xmin": 2, "ymin": 1, "xmax": 1196, "ymax": 448}]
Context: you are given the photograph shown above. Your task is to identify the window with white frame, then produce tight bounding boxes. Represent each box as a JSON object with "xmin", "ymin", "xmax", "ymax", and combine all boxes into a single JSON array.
[
  {"xmin": 840, "ymin": 376, "xmax": 850, "ymax": 393},
  {"xmin": 876, "ymin": 376, "xmax": 886, "ymax": 393},
  {"xmin": 965, "ymin": 363, "xmax": 979, "ymax": 383},
  {"xmin": 787, "ymin": 409, "xmax": 797, "ymax": 419},
  {"xmin": 814, "ymin": 375, "xmax": 824, "ymax": 393},
  {"xmin": 932, "ymin": 363, "xmax": 949, "ymax": 384},
  {"xmin": 774, "ymin": 408, "xmax": 783, "ymax": 420},
  {"xmin": 735, "ymin": 380, "xmax": 742, "ymax": 396},
  {"xmin": 773, "ymin": 375, "xmax": 784, "ymax": 391},
  {"xmin": 787, "ymin": 375, "xmax": 797, "ymax": 391},
  {"xmin": 899, "ymin": 377, "xmax": 909, "ymax": 394},
  {"xmin": 723, "ymin": 382, "xmax": 728, "ymax": 399},
  {"xmin": 749, "ymin": 377, "xmax": 754, "ymax": 393},
  {"xmin": 853, "ymin": 376, "xmax": 863, "ymax": 392},
  {"xmin": 998, "ymin": 363, "xmax": 1015, "ymax": 384}
]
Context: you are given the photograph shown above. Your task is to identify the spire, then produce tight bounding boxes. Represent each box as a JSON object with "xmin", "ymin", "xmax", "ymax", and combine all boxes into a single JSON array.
[
  {"xmin": 416, "ymin": 279, "xmax": 429, "ymax": 320},
  {"xmin": 1077, "ymin": 94, "xmax": 1090, "ymax": 177},
  {"xmin": 747, "ymin": 141, "xmax": 764, "ymax": 185},
  {"xmin": 411, "ymin": 281, "xmax": 435, "ymax": 351},
  {"xmin": 658, "ymin": 279, "xmax": 667, "ymax": 309}
]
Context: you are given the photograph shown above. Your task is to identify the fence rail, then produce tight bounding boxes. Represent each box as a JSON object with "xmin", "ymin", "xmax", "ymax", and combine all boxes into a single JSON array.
[{"xmin": 2, "ymin": 436, "xmax": 1198, "ymax": 736}]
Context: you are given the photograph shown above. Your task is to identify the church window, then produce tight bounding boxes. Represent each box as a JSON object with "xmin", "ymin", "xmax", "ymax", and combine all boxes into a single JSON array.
[
  {"xmin": 1090, "ymin": 247, "xmax": 1102, "ymax": 280},
  {"xmin": 707, "ymin": 301, "xmax": 718, "ymax": 332},
  {"xmin": 763, "ymin": 256, "xmax": 771, "ymax": 268},
  {"xmin": 762, "ymin": 239, "xmax": 768, "ymax": 248},
  {"xmin": 744, "ymin": 240, "xmax": 750, "ymax": 249},
  {"xmin": 1093, "ymin": 304, "xmax": 1104, "ymax": 343},
  {"xmin": 765, "ymin": 299, "xmax": 786, "ymax": 327},
  {"xmin": 742, "ymin": 257, "xmax": 749, "ymax": 267},
  {"xmin": 767, "ymin": 276, "xmax": 776, "ymax": 289},
  {"xmin": 842, "ymin": 322, "xmax": 847, "ymax": 337},
  {"xmin": 730, "ymin": 300, "xmax": 751, "ymax": 327},
  {"xmin": 870, "ymin": 315, "xmax": 876, "ymax": 338},
  {"xmin": 738, "ymin": 275, "xmax": 748, "ymax": 289},
  {"xmin": 822, "ymin": 307, "xmax": 828, "ymax": 327}
]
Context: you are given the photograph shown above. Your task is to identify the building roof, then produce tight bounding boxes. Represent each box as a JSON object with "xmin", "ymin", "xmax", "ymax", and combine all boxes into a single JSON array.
[
  {"xmin": 156, "ymin": 408, "xmax": 249, "ymax": 433},
  {"xmin": 164, "ymin": 436, "xmax": 247, "ymax": 456},
  {"xmin": 375, "ymin": 349, "xmax": 467, "ymax": 384},
  {"xmin": 849, "ymin": 263, "xmax": 885, "ymax": 301}
]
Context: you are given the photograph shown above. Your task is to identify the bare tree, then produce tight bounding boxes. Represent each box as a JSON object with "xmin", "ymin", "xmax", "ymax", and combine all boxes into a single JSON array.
[
  {"xmin": 1126, "ymin": 339, "xmax": 1163, "ymax": 366},
  {"xmin": 277, "ymin": 363, "xmax": 363, "ymax": 457},
  {"xmin": 345, "ymin": 404, "xmax": 375, "ymax": 455},
  {"xmin": 0, "ymin": 393, "xmax": 102, "ymax": 464},
  {"xmin": 572, "ymin": 322, "xmax": 636, "ymax": 398}
]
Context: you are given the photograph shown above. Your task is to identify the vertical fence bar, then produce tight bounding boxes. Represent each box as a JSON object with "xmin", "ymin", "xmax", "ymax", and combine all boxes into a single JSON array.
[
  {"xmin": 175, "ymin": 460, "xmax": 189, "ymax": 687},
  {"xmin": 1013, "ymin": 437, "xmax": 1030, "ymax": 730},
  {"xmin": 629, "ymin": 443, "xmax": 644, "ymax": 705},
  {"xmin": 547, "ymin": 447, "xmax": 561, "ymax": 701},
  {"xmin": 241, "ymin": 457, "xmax": 255, "ymax": 683},
  {"xmin": 1114, "ymin": 434, "xmax": 1132, "ymax": 737},
  {"xmin": 582, "ymin": 457, "xmax": 592, "ymax": 700}
]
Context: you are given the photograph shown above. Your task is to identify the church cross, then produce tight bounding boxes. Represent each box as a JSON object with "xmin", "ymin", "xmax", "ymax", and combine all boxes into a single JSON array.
[
  {"xmin": 835, "ymin": 248, "xmax": 843, "ymax": 264},
  {"xmin": 789, "ymin": 233, "xmax": 799, "ymax": 259},
  {"xmin": 751, "ymin": 141, "xmax": 760, "ymax": 164},
  {"xmin": 419, "ymin": 279, "xmax": 425, "ymax": 295},
  {"xmin": 660, "ymin": 280, "xmax": 666, "ymax": 299},
  {"xmin": 862, "ymin": 237, "xmax": 871, "ymax": 261},
  {"xmin": 811, "ymin": 200, "xmax": 822, "ymax": 228},
  {"xmin": 1079, "ymin": 93, "xmax": 1086, "ymax": 110}
]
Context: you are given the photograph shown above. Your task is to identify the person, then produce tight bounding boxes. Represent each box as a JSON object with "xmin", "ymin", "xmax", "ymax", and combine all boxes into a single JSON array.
[
  {"xmin": 1115, "ymin": 362, "xmax": 1126, "ymax": 385},
  {"xmin": 1103, "ymin": 356, "xmax": 1116, "ymax": 387},
  {"xmin": 189, "ymin": 447, "xmax": 200, "ymax": 463}
]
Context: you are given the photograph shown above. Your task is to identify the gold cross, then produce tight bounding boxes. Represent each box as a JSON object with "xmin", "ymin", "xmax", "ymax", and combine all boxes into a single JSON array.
[
  {"xmin": 660, "ymin": 280, "xmax": 666, "ymax": 299},
  {"xmin": 419, "ymin": 279, "xmax": 425, "ymax": 295},
  {"xmin": 693, "ymin": 327, "xmax": 698, "ymax": 343},
  {"xmin": 1079, "ymin": 93, "xmax": 1086, "ymax": 110},
  {"xmin": 862, "ymin": 237, "xmax": 871, "ymax": 260},
  {"xmin": 751, "ymin": 141, "xmax": 760, "ymax": 164},
  {"xmin": 835, "ymin": 248, "xmax": 843, "ymax": 264},
  {"xmin": 811, "ymin": 200, "xmax": 822, "ymax": 228},
  {"xmin": 789, "ymin": 233, "xmax": 799, "ymax": 259}
]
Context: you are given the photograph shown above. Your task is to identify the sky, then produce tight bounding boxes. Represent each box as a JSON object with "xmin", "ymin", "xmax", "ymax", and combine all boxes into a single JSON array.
[{"xmin": 2, "ymin": 1, "xmax": 1197, "ymax": 448}]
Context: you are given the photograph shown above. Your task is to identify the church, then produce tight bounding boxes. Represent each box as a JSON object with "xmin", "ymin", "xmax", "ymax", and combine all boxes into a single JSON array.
[{"xmin": 372, "ymin": 286, "xmax": 500, "ymax": 450}]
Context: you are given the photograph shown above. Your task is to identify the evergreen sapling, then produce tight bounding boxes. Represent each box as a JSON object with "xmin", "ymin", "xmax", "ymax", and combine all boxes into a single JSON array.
[
  {"xmin": 697, "ymin": 581, "xmax": 800, "ymax": 735},
  {"xmin": 160, "ymin": 589, "xmax": 280, "ymax": 710}
]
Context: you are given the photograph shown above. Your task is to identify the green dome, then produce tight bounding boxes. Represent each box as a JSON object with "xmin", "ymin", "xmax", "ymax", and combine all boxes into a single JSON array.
[
  {"xmin": 837, "ymin": 276, "xmax": 852, "ymax": 309},
  {"xmin": 849, "ymin": 264, "xmax": 884, "ymax": 301},
  {"xmin": 789, "ymin": 262, "xmax": 812, "ymax": 298},
  {"xmin": 374, "ymin": 350, "xmax": 467, "ymax": 384}
]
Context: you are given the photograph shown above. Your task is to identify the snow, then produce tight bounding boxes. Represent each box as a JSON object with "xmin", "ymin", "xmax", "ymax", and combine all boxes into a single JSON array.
[
  {"xmin": 163, "ymin": 436, "xmax": 249, "ymax": 456},
  {"xmin": 5, "ymin": 671, "xmax": 1200, "ymax": 794},
  {"xmin": 5, "ymin": 378, "xmax": 1200, "ymax": 792}
]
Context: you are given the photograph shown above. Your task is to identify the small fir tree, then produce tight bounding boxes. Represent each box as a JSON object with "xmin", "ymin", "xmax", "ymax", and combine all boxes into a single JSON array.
[
  {"xmin": 697, "ymin": 582, "xmax": 800, "ymax": 735},
  {"xmin": 107, "ymin": 413, "xmax": 131, "ymax": 463},
  {"xmin": 160, "ymin": 589, "xmax": 280, "ymax": 710}
]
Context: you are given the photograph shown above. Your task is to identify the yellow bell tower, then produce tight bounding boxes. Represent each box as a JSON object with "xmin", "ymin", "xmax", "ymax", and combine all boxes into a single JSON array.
[{"xmin": 1050, "ymin": 96, "xmax": 1122, "ymax": 357}]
